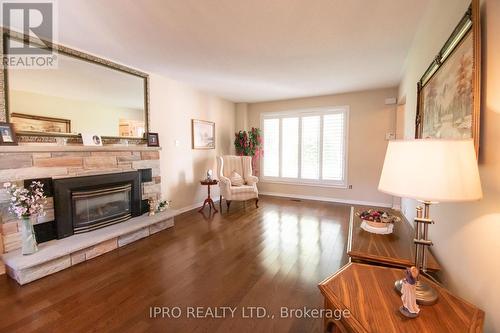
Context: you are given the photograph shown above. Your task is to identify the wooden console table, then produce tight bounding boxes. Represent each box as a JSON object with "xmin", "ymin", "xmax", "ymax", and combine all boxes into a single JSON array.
[
  {"xmin": 318, "ymin": 263, "xmax": 484, "ymax": 333},
  {"xmin": 348, "ymin": 206, "xmax": 440, "ymax": 272}
]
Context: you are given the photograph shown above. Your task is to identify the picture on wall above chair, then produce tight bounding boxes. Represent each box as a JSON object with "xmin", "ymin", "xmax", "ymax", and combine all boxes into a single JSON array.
[{"xmin": 192, "ymin": 119, "xmax": 215, "ymax": 149}]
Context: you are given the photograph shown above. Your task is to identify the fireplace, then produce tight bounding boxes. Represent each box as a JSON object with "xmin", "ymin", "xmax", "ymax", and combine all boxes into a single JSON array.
[
  {"xmin": 72, "ymin": 183, "xmax": 133, "ymax": 233},
  {"xmin": 53, "ymin": 171, "xmax": 141, "ymax": 239}
]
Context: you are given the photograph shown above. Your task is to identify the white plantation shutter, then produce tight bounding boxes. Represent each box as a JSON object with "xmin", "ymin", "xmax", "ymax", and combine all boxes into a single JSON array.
[
  {"xmin": 301, "ymin": 116, "xmax": 321, "ymax": 179},
  {"xmin": 281, "ymin": 117, "xmax": 299, "ymax": 178},
  {"xmin": 322, "ymin": 113, "xmax": 345, "ymax": 181},
  {"xmin": 262, "ymin": 107, "xmax": 348, "ymax": 186},
  {"xmin": 263, "ymin": 118, "xmax": 280, "ymax": 177}
]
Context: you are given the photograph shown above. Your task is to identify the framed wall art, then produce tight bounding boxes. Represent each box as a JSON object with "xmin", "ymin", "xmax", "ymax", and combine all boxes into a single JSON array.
[
  {"xmin": 192, "ymin": 119, "xmax": 215, "ymax": 149},
  {"xmin": 415, "ymin": 0, "xmax": 481, "ymax": 155}
]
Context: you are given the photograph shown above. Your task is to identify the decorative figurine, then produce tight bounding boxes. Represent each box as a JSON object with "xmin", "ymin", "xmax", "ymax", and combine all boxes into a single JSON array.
[
  {"xmin": 206, "ymin": 169, "xmax": 213, "ymax": 181},
  {"xmin": 148, "ymin": 198, "xmax": 157, "ymax": 216},
  {"xmin": 399, "ymin": 266, "xmax": 420, "ymax": 318}
]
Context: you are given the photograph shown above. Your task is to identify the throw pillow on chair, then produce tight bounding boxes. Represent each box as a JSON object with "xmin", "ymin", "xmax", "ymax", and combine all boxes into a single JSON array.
[{"xmin": 230, "ymin": 171, "xmax": 244, "ymax": 186}]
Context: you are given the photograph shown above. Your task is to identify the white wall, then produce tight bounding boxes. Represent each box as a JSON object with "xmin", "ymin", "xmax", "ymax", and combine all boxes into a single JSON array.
[
  {"xmin": 398, "ymin": 0, "xmax": 500, "ymax": 331},
  {"xmin": 235, "ymin": 103, "xmax": 248, "ymax": 131},
  {"xmin": 149, "ymin": 74, "xmax": 235, "ymax": 211},
  {"xmin": 245, "ymin": 87, "xmax": 397, "ymax": 207}
]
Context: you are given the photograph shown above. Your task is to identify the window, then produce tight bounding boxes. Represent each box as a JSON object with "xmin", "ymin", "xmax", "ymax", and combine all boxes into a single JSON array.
[
  {"xmin": 281, "ymin": 117, "xmax": 299, "ymax": 178},
  {"xmin": 263, "ymin": 118, "xmax": 279, "ymax": 177},
  {"xmin": 261, "ymin": 107, "xmax": 348, "ymax": 187}
]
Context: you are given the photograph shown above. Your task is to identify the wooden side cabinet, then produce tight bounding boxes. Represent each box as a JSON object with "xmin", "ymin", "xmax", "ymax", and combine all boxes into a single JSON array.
[
  {"xmin": 318, "ymin": 263, "xmax": 484, "ymax": 333},
  {"xmin": 348, "ymin": 206, "xmax": 440, "ymax": 272}
]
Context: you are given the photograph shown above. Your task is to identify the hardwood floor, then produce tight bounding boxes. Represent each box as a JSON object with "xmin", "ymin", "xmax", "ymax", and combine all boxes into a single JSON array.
[{"xmin": 0, "ymin": 196, "xmax": 351, "ymax": 333}]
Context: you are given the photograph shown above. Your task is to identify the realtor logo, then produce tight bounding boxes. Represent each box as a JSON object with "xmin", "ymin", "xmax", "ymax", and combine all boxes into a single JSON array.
[{"xmin": 1, "ymin": 0, "xmax": 57, "ymax": 68}]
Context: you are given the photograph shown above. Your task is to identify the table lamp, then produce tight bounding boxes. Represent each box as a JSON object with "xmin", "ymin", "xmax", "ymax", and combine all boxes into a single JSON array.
[{"xmin": 378, "ymin": 139, "xmax": 482, "ymax": 304}]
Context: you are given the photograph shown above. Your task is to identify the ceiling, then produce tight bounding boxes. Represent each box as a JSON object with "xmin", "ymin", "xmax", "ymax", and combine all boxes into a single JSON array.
[{"xmin": 10, "ymin": 0, "xmax": 430, "ymax": 102}]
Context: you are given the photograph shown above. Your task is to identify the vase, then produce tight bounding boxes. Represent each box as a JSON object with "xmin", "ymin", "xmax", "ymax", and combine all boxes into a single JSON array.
[{"xmin": 21, "ymin": 215, "xmax": 38, "ymax": 255}]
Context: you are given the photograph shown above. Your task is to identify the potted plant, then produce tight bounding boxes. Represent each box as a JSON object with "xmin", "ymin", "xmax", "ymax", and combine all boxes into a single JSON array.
[
  {"xmin": 158, "ymin": 200, "xmax": 172, "ymax": 212},
  {"xmin": 234, "ymin": 127, "xmax": 263, "ymax": 171},
  {"xmin": 4, "ymin": 181, "xmax": 46, "ymax": 255}
]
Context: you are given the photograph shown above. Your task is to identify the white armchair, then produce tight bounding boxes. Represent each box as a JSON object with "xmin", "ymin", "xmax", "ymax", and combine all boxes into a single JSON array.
[{"xmin": 217, "ymin": 155, "xmax": 259, "ymax": 212}]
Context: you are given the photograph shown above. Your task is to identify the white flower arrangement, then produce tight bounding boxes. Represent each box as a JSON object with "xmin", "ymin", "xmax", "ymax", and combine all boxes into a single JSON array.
[{"xmin": 3, "ymin": 181, "xmax": 47, "ymax": 219}]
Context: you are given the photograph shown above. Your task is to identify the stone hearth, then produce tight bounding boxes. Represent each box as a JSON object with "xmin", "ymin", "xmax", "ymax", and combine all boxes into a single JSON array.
[{"xmin": 2, "ymin": 209, "xmax": 176, "ymax": 284}]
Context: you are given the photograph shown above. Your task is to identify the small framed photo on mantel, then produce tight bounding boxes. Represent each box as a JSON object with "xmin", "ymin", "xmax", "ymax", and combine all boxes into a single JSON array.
[
  {"xmin": 147, "ymin": 132, "xmax": 160, "ymax": 147},
  {"xmin": 0, "ymin": 122, "xmax": 18, "ymax": 146},
  {"xmin": 81, "ymin": 133, "xmax": 103, "ymax": 146}
]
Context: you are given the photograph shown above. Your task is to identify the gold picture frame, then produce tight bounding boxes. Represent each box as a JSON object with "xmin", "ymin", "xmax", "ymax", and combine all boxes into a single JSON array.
[
  {"xmin": 191, "ymin": 119, "xmax": 215, "ymax": 150},
  {"xmin": 415, "ymin": 0, "xmax": 481, "ymax": 155},
  {"xmin": 1, "ymin": 28, "xmax": 150, "ymax": 145}
]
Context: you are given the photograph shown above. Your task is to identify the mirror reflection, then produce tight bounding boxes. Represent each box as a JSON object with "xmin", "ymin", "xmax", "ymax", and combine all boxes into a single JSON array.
[{"xmin": 6, "ymin": 39, "xmax": 147, "ymax": 138}]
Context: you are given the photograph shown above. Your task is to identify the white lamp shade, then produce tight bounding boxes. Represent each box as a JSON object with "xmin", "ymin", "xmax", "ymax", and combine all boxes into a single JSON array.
[{"xmin": 378, "ymin": 139, "xmax": 482, "ymax": 202}]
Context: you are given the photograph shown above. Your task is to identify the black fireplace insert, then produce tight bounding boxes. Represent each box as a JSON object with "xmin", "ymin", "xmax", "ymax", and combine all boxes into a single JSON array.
[{"xmin": 53, "ymin": 171, "xmax": 141, "ymax": 239}]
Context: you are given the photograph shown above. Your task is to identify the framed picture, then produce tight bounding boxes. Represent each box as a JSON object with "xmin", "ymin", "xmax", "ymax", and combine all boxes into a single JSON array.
[
  {"xmin": 415, "ymin": 1, "xmax": 481, "ymax": 155},
  {"xmin": 10, "ymin": 113, "xmax": 71, "ymax": 134},
  {"xmin": 81, "ymin": 133, "xmax": 103, "ymax": 146},
  {"xmin": 147, "ymin": 132, "xmax": 160, "ymax": 147},
  {"xmin": 0, "ymin": 122, "xmax": 17, "ymax": 145},
  {"xmin": 192, "ymin": 119, "xmax": 215, "ymax": 149}
]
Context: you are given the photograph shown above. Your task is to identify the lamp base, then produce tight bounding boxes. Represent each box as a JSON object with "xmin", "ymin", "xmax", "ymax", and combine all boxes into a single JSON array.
[{"xmin": 394, "ymin": 279, "xmax": 438, "ymax": 305}]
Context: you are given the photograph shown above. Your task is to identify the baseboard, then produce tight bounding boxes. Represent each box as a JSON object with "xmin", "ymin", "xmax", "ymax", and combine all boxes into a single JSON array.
[
  {"xmin": 259, "ymin": 191, "xmax": 392, "ymax": 208},
  {"xmin": 175, "ymin": 198, "xmax": 221, "ymax": 215},
  {"xmin": 175, "ymin": 192, "xmax": 391, "ymax": 213}
]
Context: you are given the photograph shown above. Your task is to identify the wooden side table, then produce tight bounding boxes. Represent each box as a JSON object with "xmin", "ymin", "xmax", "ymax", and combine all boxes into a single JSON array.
[
  {"xmin": 348, "ymin": 206, "xmax": 440, "ymax": 272},
  {"xmin": 318, "ymin": 263, "xmax": 484, "ymax": 333},
  {"xmin": 199, "ymin": 179, "xmax": 218, "ymax": 213}
]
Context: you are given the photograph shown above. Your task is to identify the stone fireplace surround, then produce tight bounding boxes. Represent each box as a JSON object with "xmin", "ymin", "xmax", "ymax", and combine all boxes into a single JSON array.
[{"xmin": 0, "ymin": 145, "xmax": 176, "ymax": 283}]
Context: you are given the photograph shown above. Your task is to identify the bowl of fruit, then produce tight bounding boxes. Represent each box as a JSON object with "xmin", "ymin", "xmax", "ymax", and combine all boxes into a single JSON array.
[{"xmin": 356, "ymin": 209, "xmax": 401, "ymax": 229}]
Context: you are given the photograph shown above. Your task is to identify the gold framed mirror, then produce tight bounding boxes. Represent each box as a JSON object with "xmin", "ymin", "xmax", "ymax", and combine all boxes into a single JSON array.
[{"xmin": 1, "ymin": 28, "xmax": 150, "ymax": 145}]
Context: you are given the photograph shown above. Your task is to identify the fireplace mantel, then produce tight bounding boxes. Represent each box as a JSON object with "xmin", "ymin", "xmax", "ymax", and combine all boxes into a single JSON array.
[{"xmin": 0, "ymin": 145, "xmax": 161, "ymax": 153}]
